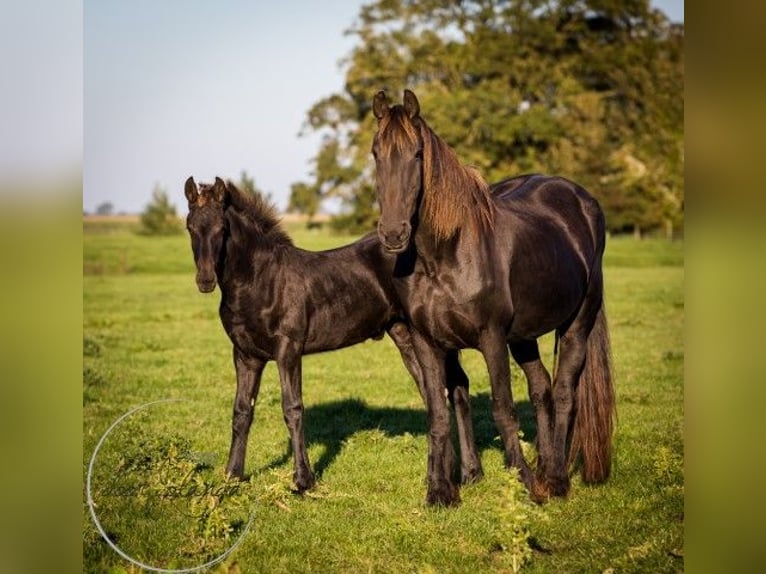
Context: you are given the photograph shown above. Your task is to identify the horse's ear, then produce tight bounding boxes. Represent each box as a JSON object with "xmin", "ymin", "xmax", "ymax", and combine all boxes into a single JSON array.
[
  {"xmin": 372, "ymin": 90, "xmax": 390, "ymax": 121},
  {"xmin": 184, "ymin": 176, "xmax": 198, "ymax": 204},
  {"xmin": 213, "ymin": 176, "xmax": 227, "ymax": 203},
  {"xmin": 403, "ymin": 89, "xmax": 420, "ymax": 120}
]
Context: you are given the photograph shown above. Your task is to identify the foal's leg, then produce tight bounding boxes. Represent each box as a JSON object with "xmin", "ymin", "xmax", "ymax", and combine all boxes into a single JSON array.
[
  {"xmin": 445, "ymin": 351, "xmax": 483, "ymax": 484},
  {"xmin": 276, "ymin": 339, "xmax": 315, "ymax": 492},
  {"xmin": 386, "ymin": 321, "xmax": 425, "ymax": 401},
  {"xmin": 480, "ymin": 331, "xmax": 534, "ymax": 490},
  {"xmin": 225, "ymin": 350, "xmax": 266, "ymax": 479},
  {"xmin": 510, "ymin": 340, "xmax": 554, "ymax": 500},
  {"xmin": 411, "ymin": 330, "xmax": 459, "ymax": 507}
]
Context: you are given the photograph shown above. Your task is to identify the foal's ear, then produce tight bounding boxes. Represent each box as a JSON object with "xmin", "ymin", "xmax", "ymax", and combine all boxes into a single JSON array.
[
  {"xmin": 403, "ymin": 89, "xmax": 420, "ymax": 120},
  {"xmin": 213, "ymin": 176, "xmax": 227, "ymax": 203},
  {"xmin": 372, "ymin": 90, "xmax": 390, "ymax": 121},
  {"xmin": 184, "ymin": 176, "xmax": 198, "ymax": 204}
]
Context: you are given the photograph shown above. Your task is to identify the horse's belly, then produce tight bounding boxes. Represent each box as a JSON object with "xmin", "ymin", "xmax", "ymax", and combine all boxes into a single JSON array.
[{"xmin": 303, "ymin": 297, "xmax": 391, "ymax": 353}]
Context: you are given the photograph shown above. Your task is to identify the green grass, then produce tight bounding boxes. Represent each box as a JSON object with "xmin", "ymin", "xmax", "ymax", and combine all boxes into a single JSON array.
[{"xmin": 83, "ymin": 219, "xmax": 683, "ymax": 573}]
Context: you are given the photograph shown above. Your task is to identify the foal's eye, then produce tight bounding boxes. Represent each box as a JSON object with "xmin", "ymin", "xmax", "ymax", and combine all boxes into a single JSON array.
[{"xmin": 415, "ymin": 149, "xmax": 423, "ymax": 160}]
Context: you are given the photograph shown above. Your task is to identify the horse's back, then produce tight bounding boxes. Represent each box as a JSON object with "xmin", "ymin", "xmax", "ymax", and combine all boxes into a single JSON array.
[{"xmin": 493, "ymin": 174, "xmax": 605, "ymax": 256}]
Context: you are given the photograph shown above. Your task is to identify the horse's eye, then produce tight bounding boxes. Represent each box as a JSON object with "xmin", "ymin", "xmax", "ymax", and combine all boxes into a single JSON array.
[{"xmin": 415, "ymin": 149, "xmax": 423, "ymax": 160}]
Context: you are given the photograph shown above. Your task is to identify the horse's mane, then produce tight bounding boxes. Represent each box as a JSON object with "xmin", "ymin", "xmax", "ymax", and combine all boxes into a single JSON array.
[
  {"xmin": 217, "ymin": 180, "xmax": 292, "ymax": 246},
  {"xmin": 381, "ymin": 107, "xmax": 494, "ymax": 242}
]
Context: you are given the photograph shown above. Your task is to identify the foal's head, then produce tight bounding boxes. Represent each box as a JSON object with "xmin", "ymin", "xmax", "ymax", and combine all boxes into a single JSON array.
[{"xmin": 184, "ymin": 176, "xmax": 227, "ymax": 293}]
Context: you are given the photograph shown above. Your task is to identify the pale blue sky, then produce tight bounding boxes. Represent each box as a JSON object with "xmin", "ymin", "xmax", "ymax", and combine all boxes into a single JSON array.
[{"xmin": 81, "ymin": 1, "xmax": 683, "ymax": 214}]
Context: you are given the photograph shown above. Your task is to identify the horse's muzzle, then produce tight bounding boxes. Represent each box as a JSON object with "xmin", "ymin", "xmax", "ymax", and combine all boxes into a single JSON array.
[{"xmin": 378, "ymin": 220, "xmax": 411, "ymax": 253}]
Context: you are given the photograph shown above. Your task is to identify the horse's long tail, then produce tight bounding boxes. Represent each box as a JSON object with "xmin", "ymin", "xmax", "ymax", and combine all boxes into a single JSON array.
[{"xmin": 568, "ymin": 301, "xmax": 616, "ymax": 483}]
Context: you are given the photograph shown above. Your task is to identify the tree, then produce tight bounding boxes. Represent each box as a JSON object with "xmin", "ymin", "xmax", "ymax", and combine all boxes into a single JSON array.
[
  {"xmin": 238, "ymin": 170, "xmax": 271, "ymax": 202},
  {"xmin": 288, "ymin": 181, "xmax": 320, "ymax": 221},
  {"xmin": 95, "ymin": 202, "xmax": 114, "ymax": 216},
  {"xmin": 138, "ymin": 184, "xmax": 183, "ymax": 236},
  {"xmin": 294, "ymin": 0, "xmax": 684, "ymax": 235}
]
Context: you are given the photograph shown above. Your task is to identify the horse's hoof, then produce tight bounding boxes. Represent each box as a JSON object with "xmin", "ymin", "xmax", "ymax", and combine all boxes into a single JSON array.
[
  {"xmin": 547, "ymin": 476, "xmax": 570, "ymax": 498},
  {"xmin": 530, "ymin": 476, "xmax": 552, "ymax": 504},
  {"xmin": 461, "ymin": 466, "xmax": 484, "ymax": 485},
  {"xmin": 225, "ymin": 466, "xmax": 245, "ymax": 481},
  {"xmin": 426, "ymin": 482, "xmax": 461, "ymax": 507}
]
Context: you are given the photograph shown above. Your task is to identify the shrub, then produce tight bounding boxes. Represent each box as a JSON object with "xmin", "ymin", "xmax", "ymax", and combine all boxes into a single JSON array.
[{"xmin": 138, "ymin": 185, "xmax": 183, "ymax": 236}]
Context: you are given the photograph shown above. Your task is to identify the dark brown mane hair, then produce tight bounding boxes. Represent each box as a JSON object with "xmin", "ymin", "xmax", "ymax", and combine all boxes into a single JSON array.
[
  {"xmin": 380, "ymin": 107, "xmax": 494, "ymax": 242},
  {"xmin": 218, "ymin": 180, "xmax": 292, "ymax": 246}
]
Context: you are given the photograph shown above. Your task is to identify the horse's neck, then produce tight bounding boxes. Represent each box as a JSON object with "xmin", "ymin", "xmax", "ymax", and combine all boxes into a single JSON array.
[
  {"xmin": 219, "ymin": 210, "xmax": 257, "ymax": 285},
  {"xmin": 220, "ymin": 208, "xmax": 288, "ymax": 283},
  {"xmin": 413, "ymin": 223, "xmax": 459, "ymax": 267}
]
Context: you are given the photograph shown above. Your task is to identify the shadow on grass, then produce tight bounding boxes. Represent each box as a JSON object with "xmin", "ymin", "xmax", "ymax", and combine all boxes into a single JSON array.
[{"xmin": 263, "ymin": 393, "xmax": 536, "ymax": 480}]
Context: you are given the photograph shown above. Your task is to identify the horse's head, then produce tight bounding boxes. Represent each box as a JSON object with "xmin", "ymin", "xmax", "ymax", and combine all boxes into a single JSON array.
[
  {"xmin": 372, "ymin": 89, "xmax": 423, "ymax": 253},
  {"xmin": 184, "ymin": 176, "xmax": 227, "ymax": 293}
]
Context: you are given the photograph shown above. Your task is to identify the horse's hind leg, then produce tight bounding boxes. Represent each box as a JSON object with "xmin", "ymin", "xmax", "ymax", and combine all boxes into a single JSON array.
[
  {"xmin": 225, "ymin": 350, "xmax": 266, "ymax": 479},
  {"xmin": 445, "ymin": 351, "xmax": 483, "ymax": 484},
  {"xmin": 276, "ymin": 339, "xmax": 315, "ymax": 493},
  {"xmin": 387, "ymin": 321, "xmax": 425, "ymax": 401},
  {"xmin": 510, "ymin": 340, "xmax": 554, "ymax": 501},
  {"xmin": 547, "ymin": 326, "xmax": 589, "ymax": 498},
  {"xmin": 480, "ymin": 330, "xmax": 534, "ymax": 491}
]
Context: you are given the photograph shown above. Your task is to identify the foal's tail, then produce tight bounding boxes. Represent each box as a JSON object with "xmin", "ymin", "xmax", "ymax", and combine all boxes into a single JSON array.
[{"xmin": 568, "ymin": 301, "xmax": 616, "ymax": 483}]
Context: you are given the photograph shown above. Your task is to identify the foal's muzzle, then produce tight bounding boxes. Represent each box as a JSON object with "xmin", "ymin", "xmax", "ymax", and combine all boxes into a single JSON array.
[{"xmin": 196, "ymin": 273, "xmax": 217, "ymax": 293}]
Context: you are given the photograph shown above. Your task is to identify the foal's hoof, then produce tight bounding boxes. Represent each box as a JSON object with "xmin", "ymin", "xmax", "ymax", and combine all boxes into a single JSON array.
[
  {"xmin": 426, "ymin": 482, "xmax": 461, "ymax": 507},
  {"xmin": 293, "ymin": 473, "xmax": 316, "ymax": 494}
]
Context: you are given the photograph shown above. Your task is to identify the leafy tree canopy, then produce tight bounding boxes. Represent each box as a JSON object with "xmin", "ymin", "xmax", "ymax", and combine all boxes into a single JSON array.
[{"xmin": 290, "ymin": 0, "xmax": 683, "ymax": 236}]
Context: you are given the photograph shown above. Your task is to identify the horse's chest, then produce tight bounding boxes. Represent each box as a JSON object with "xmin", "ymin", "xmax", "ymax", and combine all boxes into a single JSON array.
[
  {"xmin": 218, "ymin": 288, "xmax": 281, "ymax": 359},
  {"xmin": 401, "ymin": 272, "xmax": 496, "ymax": 348}
]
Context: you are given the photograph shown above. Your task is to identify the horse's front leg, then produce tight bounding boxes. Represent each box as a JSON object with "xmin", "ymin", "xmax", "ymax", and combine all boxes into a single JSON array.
[
  {"xmin": 225, "ymin": 350, "xmax": 266, "ymax": 479},
  {"xmin": 411, "ymin": 330, "xmax": 460, "ymax": 507},
  {"xmin": 276, "ymin": 339, "xmax": 315, "ymax": 493},
  {"xmin": 480, "ymin": 331, "xmax": 534, "ymax": 491},
  {"xmin": 388, "ymin": 322, "xmax": 482, "ymax": 486}
]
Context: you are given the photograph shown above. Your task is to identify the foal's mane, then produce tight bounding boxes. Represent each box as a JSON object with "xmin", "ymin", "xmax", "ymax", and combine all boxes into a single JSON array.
[
  {"xmin": 219, "ymin": 181, "xmax": 292, "ymax": 246},
  {"xmin": 380, "ymin": 107, "xmax": 494, "ymax": 241}
]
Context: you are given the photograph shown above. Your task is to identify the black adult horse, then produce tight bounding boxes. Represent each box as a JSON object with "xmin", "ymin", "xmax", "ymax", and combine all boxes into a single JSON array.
[
  {"xmin": 371, "ymin": 90, "xmax": 615, "ymax": 506},
  {"xmin": 184, "ymin": 176, "xmax": 482, "ymax": 494}
]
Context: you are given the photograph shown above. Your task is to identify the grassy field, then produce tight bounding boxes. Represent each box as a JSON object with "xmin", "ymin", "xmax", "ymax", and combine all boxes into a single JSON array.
[{"xmin": 83, "ymin": 217, "xmax": 684, "ymax": 573}]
